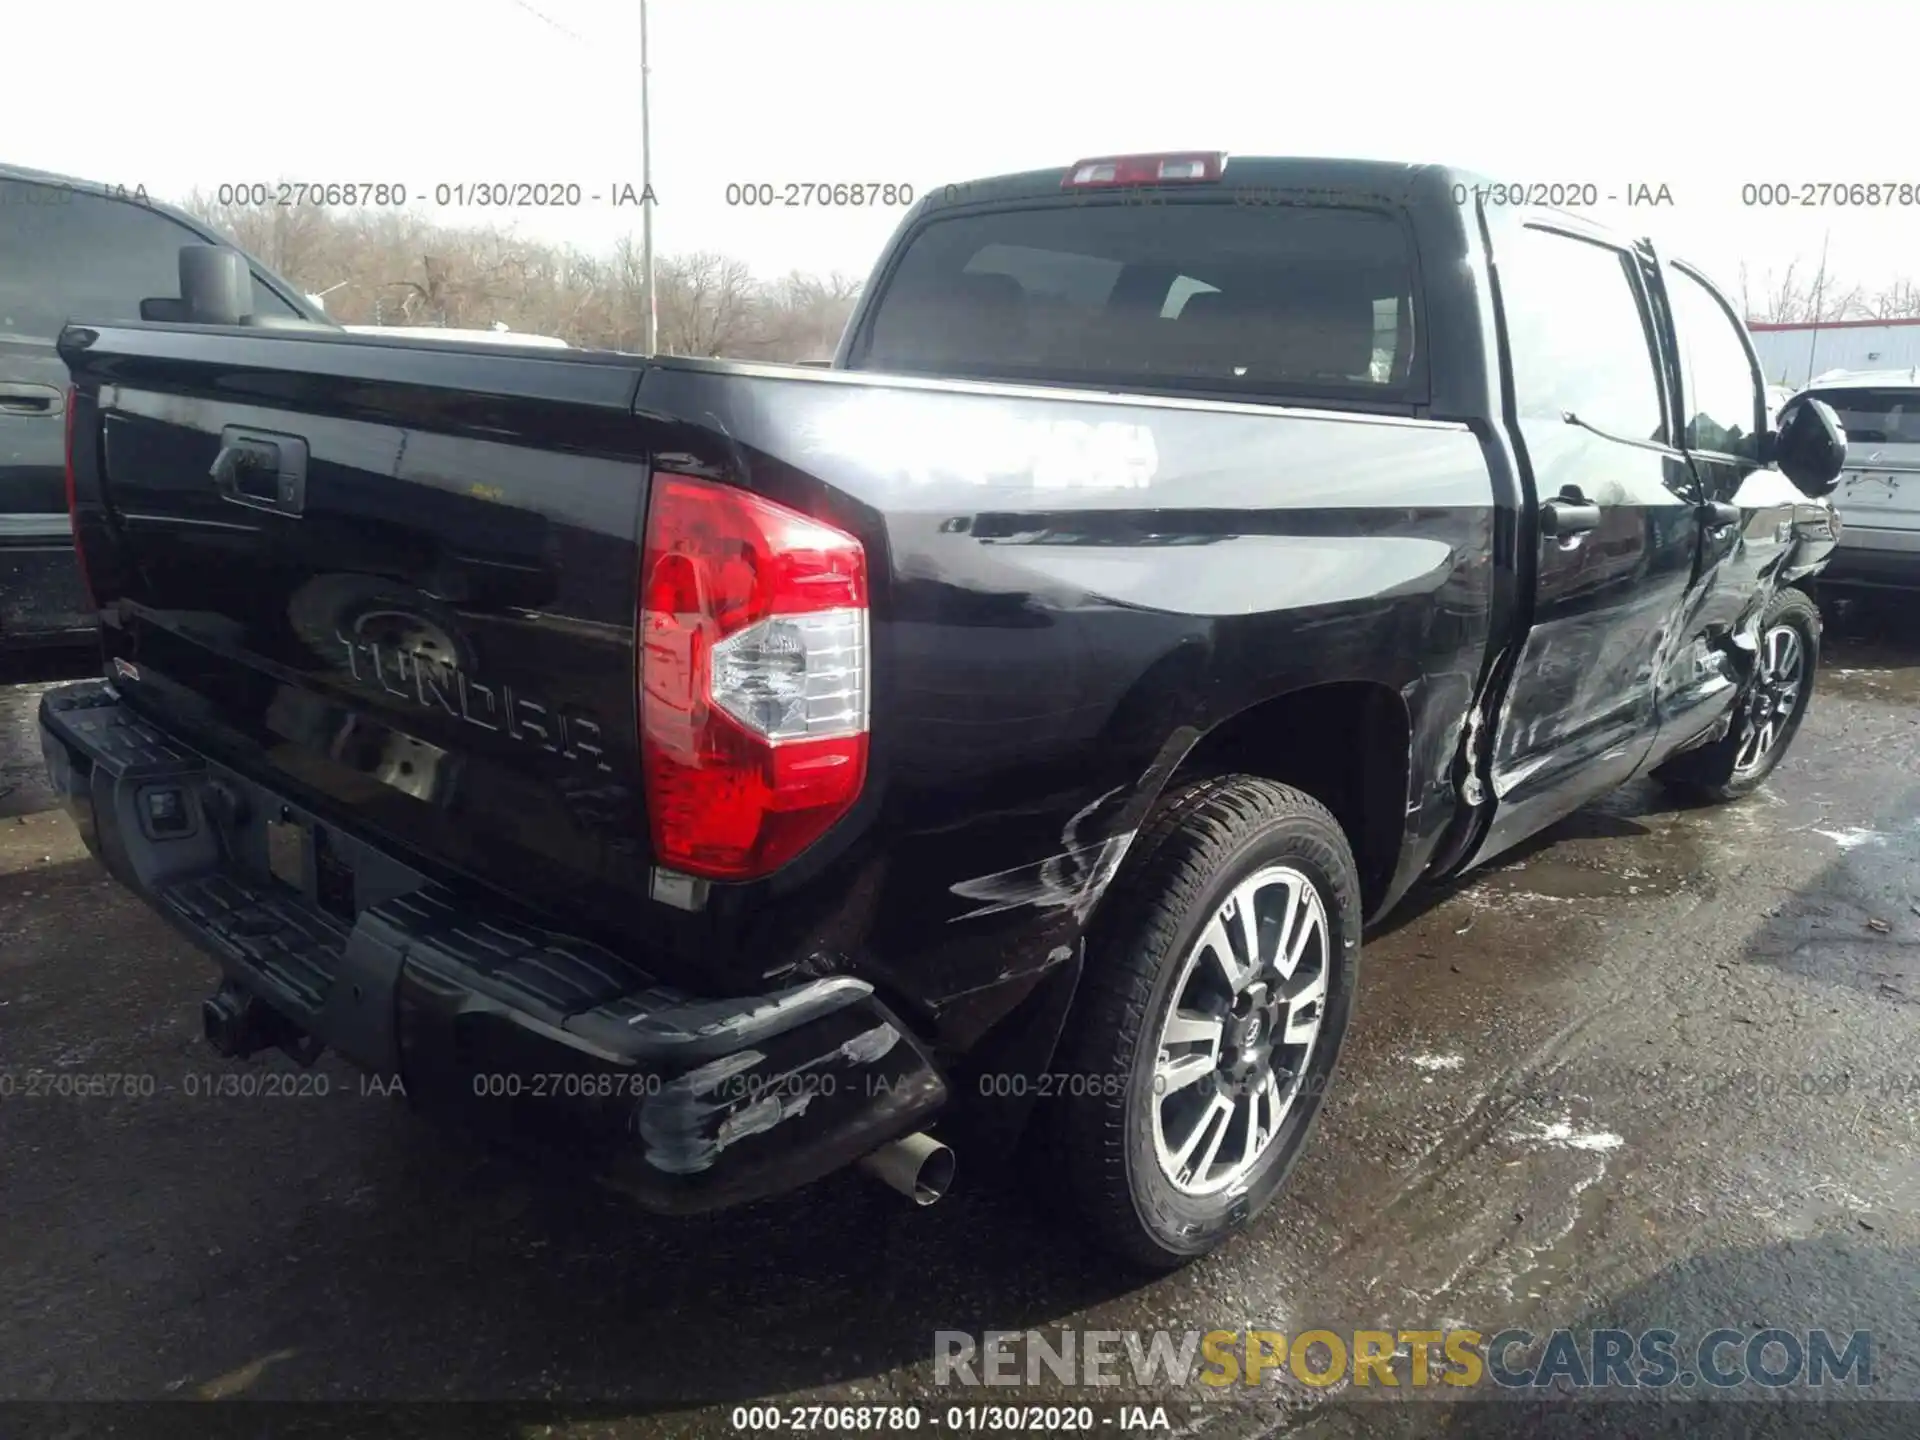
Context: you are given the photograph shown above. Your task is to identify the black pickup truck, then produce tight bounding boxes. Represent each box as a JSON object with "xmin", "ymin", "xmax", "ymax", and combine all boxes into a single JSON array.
[{"xmin": 38, "ymin": 154, "xmax": 1846, "ymax": 1270}]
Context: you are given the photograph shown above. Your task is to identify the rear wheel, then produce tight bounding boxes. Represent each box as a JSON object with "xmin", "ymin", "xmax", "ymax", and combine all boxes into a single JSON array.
[
  {"xmin": 1654, "ymin": 586, "xmax": 1821, "ymax": 802},
  {"xmin": 1040, "ymin": 776, "xmax": 1361, "ymax": 1271}
]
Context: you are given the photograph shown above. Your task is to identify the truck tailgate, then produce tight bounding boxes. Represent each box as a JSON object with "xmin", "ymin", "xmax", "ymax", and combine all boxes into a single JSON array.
[{"xmin": 60, "ymin": 326, "xmax": 655, "ymax": 943}]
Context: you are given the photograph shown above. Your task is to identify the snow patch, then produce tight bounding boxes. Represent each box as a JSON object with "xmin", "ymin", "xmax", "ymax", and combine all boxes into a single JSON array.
[
  {"xmin": 1815, "ymin": 827, "xmax": 1883, "ymax": 850},
  {"xmin": 1509, "ymin": 1115, "xmax": 1624, "ymax": 1152},
  {"xmin": 1410, "ymin": 1053, "xmax": 1466, "ymax": 1071}
]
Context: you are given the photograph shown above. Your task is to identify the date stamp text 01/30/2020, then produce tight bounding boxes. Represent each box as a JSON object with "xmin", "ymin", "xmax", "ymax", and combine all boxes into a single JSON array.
[
  {"xmin": 204, "ymin": 180, "xmax": 917, "ymax": 209},
  {"xmin": 42, "ymin": 177, "xmax": 1920, "ymax": 215},
  {"xmin": 207, "ymin": 181, "xmax": 660, "ymax": 209}
]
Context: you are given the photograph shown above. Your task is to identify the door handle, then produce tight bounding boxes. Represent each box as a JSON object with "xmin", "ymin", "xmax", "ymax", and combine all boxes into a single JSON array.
[
  {"xmin": 1701, "ymin": 500, "xmax": 1741, "ymax": 532},
  {"xmin": 1541, "ymin": 496, "xmax": 1601, "ymax": 538},
  {"xmin": 0, "ymin": 382, "xmax": 64, "ymax": 417},
  {"xmin": 210, "ymin": 426, "xmax": 308, "ymax": 515}
]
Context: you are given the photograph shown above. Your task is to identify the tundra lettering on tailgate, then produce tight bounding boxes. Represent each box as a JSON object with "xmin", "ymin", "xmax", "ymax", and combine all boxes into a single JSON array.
[{"xmin": 338, "ymin": 632, "xmax": 613, "ymax": 772}]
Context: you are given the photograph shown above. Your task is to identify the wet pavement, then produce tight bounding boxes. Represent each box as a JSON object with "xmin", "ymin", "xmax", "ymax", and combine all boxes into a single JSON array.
[{"xmin": 1, "ymin": 593, "xmax": 1917, "ymax": 1439}]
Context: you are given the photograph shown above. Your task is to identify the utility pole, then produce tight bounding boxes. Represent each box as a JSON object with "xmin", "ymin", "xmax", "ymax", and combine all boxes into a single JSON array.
[
  {"xmin": 640, "ymin": 0, "xmax": 658, "ymax": 355},
  {"xmin": 1804, "ymin": 229, "xmax": 1831, "ymax": 390}
]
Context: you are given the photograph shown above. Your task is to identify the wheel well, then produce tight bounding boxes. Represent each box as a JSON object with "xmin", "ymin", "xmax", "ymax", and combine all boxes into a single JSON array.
[{"xmin": 1166, "ymin": 682, "xmax": 1411, "ymax": 913}]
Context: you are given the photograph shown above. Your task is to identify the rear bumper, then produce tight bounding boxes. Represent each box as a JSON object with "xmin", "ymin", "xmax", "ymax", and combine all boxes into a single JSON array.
[{"xmin": 38, "ymin": 680, "xmax": 948, "ymax": 1213}]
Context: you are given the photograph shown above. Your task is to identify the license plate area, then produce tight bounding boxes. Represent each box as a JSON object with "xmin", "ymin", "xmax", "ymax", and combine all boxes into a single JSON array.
[
  {"xmin": 313, "ymin": 826, "xmax": 357, "ymax": 922},
  {"xmin": 265, "ymin": 812, "xmax": 357, "ymax": 922},
  {"xmin": 1843, "ymin": 471, "xmax": 1897, "ymax": 492},
  {"xmin": 266, "ymin": 812, "xmax": 309, "ymax": 894}
]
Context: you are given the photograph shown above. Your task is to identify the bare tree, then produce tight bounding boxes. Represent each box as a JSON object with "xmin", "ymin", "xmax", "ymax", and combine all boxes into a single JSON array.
[
  {"xmin": 741, "ymin": 270, "xmax": 864, "ymax": 360},
  {"xmin": 657, "ymin": 251, "xmax": 754, "ymax": 355},
  {"xmin": 182, "ymin": 183, "xmax": 334, "ymax": 281},
  {"xmin": 171, "ymin": 193, "xmax": 863, "ymax": 360},
  {"xmin": 1741, "ymin": 253, "xmax": 1868, "ymax": 325},
  {"xmin": 1857, "ymin": 280, "xmax": 1920, "ymax": 319}
]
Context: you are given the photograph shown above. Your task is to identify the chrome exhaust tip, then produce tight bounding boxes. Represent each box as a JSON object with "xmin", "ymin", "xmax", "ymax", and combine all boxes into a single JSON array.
[{"xmin": 858, "ymin": 1131, "xmax": 954, "ymax": 1206}]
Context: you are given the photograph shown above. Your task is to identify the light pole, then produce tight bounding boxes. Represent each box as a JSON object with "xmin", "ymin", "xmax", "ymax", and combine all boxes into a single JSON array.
[{"xmin": 640, "ymin": 0, "xmax": 657, "ymax": 354}]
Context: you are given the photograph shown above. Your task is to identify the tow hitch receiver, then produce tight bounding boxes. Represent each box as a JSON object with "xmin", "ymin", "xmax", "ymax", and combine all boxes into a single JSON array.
[{"xmin": 201, "ymin": 981, "xmax": 324, "ymax": 1065}]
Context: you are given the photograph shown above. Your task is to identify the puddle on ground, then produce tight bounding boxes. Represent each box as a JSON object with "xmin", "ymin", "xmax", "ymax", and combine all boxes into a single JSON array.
[
  {"xmin": 1822, "ymin": 664, "xmax": 1920, "ymax": 704},
  {"xmin": 1820, "ymin": 594, "xmax": 1920, "ymax": 704},
  {"xmin": 1466, "ymin": 790, "xmax": 1708, "ymax": 905},
  {"xmin": 1745, "ymin": 898, "xmax": 1920, "ymax": 1006},
  {"xmin": 1471, "ymin": 853, "xmax": 1671, "ymax": 902},
  {"xmin": 0, "ymin": 683, "xmax": 63, "ymax": 820},
  {"xmin": 1736, "ymin": 794, "xmax": 1920, "ymax": 1005}
]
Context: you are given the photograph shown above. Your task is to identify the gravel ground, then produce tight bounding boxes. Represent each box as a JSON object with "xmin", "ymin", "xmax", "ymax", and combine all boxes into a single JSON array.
[{"xmin": 1, "ymin": 594, "xmax": 1916, "ymax": 1439}]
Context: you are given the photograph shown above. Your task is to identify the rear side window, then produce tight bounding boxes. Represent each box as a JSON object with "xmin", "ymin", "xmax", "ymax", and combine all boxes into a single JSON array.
[
  {"xmin": 1802, "ymin": 388, "xmax": 1920, "ymax": 445},
  {"xmin": 856, "ymin": 202, "xmax": 1419, "ymax": 400},
  {"xmin": 1666, "ymin": 265, "xmax": 1762, "ymax": 459},
  {"xmin": 0, "ymin": 182, "xmax": 295, "ymax": 338},
  {"xmin": 1498, "ymin": 226, "xmax": 1666, "ymax": 443}
]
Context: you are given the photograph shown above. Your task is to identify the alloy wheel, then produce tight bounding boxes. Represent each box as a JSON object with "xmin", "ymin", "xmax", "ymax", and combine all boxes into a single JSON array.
[
  {"xmin": 1733, "ymin": 621, "xmax": 1805, "ymax": 778},
  {"xmin": 1150, "ymin": 864, "xmax": 1329, "ymax": 1197}
]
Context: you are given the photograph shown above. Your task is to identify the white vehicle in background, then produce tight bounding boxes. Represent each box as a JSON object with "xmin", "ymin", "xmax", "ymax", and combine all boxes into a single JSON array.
[
  {"xmin": 1794, "ymin": 368, "xmax": 1920, "ymax": 590},
  {"xmin": 1767, "ymin": 384, "xmax": 1797, "ymax": 423},
  {"xmin": 342, "ymin": 324, "xmax": 570, "ymax": 348}
]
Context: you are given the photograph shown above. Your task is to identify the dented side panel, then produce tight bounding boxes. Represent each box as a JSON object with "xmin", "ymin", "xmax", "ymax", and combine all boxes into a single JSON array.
[{"xmin": 636, "ymin": 364, "xmax": 1500, "ymax": 1046}]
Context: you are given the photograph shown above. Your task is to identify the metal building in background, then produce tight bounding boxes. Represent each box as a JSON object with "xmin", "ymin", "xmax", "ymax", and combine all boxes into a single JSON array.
[{"xmin": 1750, "ymin": 318, "xmax": 1920, "ymax": 389}]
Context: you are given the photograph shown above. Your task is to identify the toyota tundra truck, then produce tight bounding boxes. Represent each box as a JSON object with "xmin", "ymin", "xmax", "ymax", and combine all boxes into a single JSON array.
[{"xmin": 38, "ymin": 154, "xmax": 1847, "ymax": 1270}]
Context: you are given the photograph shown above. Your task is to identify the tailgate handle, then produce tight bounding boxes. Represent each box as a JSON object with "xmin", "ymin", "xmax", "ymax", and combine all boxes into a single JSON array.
[
  {"xmin": 211, "ymin": 427, "xmax": 308, "ymax": 515},
  {"xmin": 0, "ymin": 382, "xmax": 64, "ymax": 416}
]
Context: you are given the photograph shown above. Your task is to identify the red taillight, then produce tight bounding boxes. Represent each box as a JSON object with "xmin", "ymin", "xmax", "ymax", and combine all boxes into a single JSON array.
[
  {"xmin": 62, "ymin": 385, "xmax": 96, "ymax": 607},
  {"xmin": 638, "ymin": 474, "xmax": 869, "ymax": 881},
  {"xmin": 1062, "ymin": 151, "xmax": 1228, "ymax": 189}
]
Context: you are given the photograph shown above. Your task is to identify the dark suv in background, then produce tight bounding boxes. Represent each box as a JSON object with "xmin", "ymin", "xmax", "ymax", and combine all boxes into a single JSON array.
[{"xmin": 0, "ymin": 164, "xmax": 330, "ymax": 677}]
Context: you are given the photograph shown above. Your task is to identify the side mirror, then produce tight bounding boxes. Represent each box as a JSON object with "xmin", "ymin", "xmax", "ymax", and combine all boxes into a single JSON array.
[
  {"xmin": 1771, "ymin": 396, "xmax": 1847, "ymax": 498},
  {"xmin": 177, "ymin": 244, "xmax": 253, "ymax": 326}
]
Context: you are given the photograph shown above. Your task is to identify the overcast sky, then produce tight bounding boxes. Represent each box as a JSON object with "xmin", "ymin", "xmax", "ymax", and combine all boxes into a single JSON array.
[{"xmin": 13, "ymin": 0, "xmax": 1919, "ymax": 308}]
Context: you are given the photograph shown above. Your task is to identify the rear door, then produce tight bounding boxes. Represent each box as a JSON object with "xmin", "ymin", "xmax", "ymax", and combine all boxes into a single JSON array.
[
  {"xmin": 1469, "ymin": 216, "xmax": 1703, "ymax": 864},
  {"xmin": 0, "ymin": 179, "xmax": 303, "ymax": 656},
  {"xmin": 1652, "ymin": 258, "xmax": 1785, "ymax": 756}
]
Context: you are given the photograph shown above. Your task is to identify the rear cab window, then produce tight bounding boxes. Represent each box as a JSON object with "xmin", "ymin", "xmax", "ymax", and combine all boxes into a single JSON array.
[{"xmin": 851, "ymin": 195, "xmax": 1422, "ymax": 406}]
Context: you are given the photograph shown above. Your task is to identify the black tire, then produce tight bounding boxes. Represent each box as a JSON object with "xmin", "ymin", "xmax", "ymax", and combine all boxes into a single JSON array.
[
  {"xmin": 1653, "ymin": 586, "xmax": 1821, "ymax": 803},
  {"xmin": 1038, "ymin": 775, "xmax": 1361, "ymax": 1272}
]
